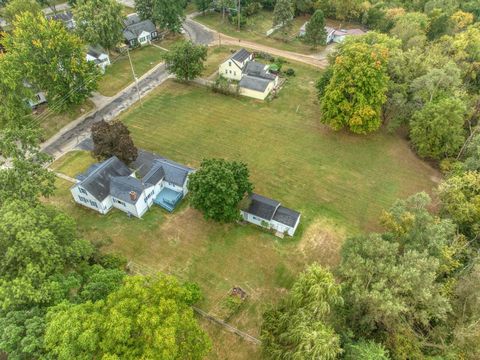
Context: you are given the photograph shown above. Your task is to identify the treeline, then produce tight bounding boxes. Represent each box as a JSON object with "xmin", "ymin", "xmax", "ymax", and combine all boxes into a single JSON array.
[{"xmin": 261, "ymin": 171, "xmax": 480, "ymax": 359}]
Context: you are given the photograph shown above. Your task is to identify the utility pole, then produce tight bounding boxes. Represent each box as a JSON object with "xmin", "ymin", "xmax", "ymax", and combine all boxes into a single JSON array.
[{"xmin": 126, "ymin": 46, "xmax": 142, "ymax": 106}]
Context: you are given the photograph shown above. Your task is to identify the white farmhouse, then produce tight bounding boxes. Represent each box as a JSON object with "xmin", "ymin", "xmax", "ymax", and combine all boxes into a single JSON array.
[
  {"xmin": 86, "ymin": 45, "xmax": 111, "ymax": 74},
  {"xmin": 241, "ymin": 193, "xmax": 301, "ymax": 236},
  {"xmin": 219, "ymin": 48, "xmax": 253, "ymax": 81},
  {"xmin": 71, "ymin": 156, "xmax": 193, "ymax": 217}
]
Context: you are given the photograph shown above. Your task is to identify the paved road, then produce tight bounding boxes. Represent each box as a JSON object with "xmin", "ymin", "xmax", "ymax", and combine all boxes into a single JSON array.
[
  {"xmin": 183, "ymin": 18, "xmax": 215, "ymax": 45},
  {"xmin": 43, "ymin": 64, "xmax": 171, "ymax": 159}
]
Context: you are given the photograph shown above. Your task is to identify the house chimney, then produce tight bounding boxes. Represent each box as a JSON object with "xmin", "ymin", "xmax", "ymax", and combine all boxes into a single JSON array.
[{"xmin": 129, "ymin": 191, "xmax": 137, "ymax": 201}]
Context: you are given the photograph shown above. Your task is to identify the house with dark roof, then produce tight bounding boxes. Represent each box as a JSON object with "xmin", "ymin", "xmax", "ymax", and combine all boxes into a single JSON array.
[
  {"xmin": 123, "ymin": 14, "xmax": 158, "ymax": 48},
  {"xmin": 219, "ymin": 48, "xmax": 254, "ymax": 81},
  {"xmin": 45, "ymin": 11, "xmax": 76, "ymax": 30},
  {"xmin": 219, "ymin": 48, "xmax": 279, "ymax": 100},
  {"xmin": 70, "ymin": 155, "xmax": 194, "ymax": 217},
  {"xmin": 241, "ymin": 193, "xmax": 301, "ymax": 236}
]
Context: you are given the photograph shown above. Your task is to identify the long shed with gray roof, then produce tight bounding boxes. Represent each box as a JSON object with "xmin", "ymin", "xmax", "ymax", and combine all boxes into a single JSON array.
[{"xmin": 241, "ymin": 193, "xmax": 301, "ymax": 236}]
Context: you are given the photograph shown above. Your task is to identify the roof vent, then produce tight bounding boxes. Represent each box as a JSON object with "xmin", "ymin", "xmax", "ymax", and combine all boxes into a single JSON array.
[{"xmin": 129, "ymin": 191, "xmax": 137, "ymax": 201}]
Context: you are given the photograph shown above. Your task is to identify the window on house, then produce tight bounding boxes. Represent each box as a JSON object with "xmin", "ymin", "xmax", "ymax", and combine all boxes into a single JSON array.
[
  {"xmin": 114, "ymin": 199, "xmax": 126, "ymax": 206},
  {"xmin": 234, "ymin": 71, "xmax": 236, "ymax": 76},
  {"xmin": 78, "ymin": 196, "xmax": 86, "ymax": 203},
  {"xmin": 90, "ymin": 200, "xmax": 97, "ymax": 208},
  {"xmin": 139, "ymin": 37, "xmax": 145, "ymax": 43},
  {"xmin": 229, "ymin": 61, "xmax": 231, "ymax": 66},
  {"xmin": 79, "ymin": 188, "xmax": 87, "ymax": 195}
]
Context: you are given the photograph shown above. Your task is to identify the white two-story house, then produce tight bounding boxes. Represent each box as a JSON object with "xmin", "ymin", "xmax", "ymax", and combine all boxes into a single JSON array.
[{"xmin": 71, "ymin": 156, "xmax": 194, "ymax": 217}]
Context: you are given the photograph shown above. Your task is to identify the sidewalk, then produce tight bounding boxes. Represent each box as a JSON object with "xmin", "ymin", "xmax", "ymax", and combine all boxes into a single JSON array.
[{"xmin": 41, "ymin": 62, "xmax": 172, "ymax": 161}]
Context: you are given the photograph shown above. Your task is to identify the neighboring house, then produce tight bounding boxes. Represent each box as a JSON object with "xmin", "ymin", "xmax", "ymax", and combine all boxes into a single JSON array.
[
  {"xmin": 241, "ymin": 193, "xmax": 301, "ymax": 236},
  {"xmin": 123, "ymin": 14, "xmax": 158, "ymax": 48},
  {"xmin": 86, "ymin": 45, "xmax": 111, "ymax": 73},
  {"xmin": 219, "ymin": 48, "xmax": 279, "ymax": 100},
  {"xmin": 219, "ymin": 48, "xmax": 253, "ymax": 81},
  {"xmin": 45, "ymin": 11, "xmax": 76, "ymax": 30},
  {"xmin": 71, "ymin": 155, "xmax": 194, "ymax": 217},
  {"xmin": 299, "ymin": 22, "xmax": 365, "ymax": 44},
  {"xmin": 239, "ymin": 61, "xmax": 279, "ymax": 100}
]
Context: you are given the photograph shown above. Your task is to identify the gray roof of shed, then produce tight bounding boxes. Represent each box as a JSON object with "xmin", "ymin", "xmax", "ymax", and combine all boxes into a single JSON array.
[
  {"xmin": 273, "ymin": 206, "xmax": 301, "ymax": 227},
  {"xmin": 87, "ymin": 45, "xmax": 107, "ymax": 59},
  {"xmin": 76, "ymin": 156, "xmax": 131, "ymax": 202},
  {"xmin": 231, "ymin": 48, "xmax": 251, "ymax": 63},
  {"xmin": 239, "ymin": 75, "xmax": 271, "ymax": 92},
  {"xmin": 243, "ymin": 61, "xmax": 276, "ymax": 80},
  {"xmin": 110, "ymin": 176, "xmax": 148, "ymax": 205},
  {"xmin": 244, "ymin": 193, "xmax": 280, "ymax": 221},
  {"xmin": 46, "ymin": 11, "xmax": 74, "ymax": 22}
]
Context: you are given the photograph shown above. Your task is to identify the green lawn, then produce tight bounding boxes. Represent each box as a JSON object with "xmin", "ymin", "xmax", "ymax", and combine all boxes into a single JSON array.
[
  {"xmin": 48, "ymin": 57, "xmax": 439, "ymax": 359},
  {"xmin": 97, "ymin": 45, "xmax": 165, "ymax": 97},
  {"xmin": 195, "ymin": 10, "xmax": 319, "ymax": 54},
  {"xmin": 37, "ymin": 100, "xmax": 94, "ymax": 141}
]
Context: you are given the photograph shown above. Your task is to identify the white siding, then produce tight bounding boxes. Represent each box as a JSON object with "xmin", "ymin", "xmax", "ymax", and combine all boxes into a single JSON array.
[
  {"xmin": 241, "ymin": 211, "xmax": 271, "ymax": 228},
  {"xmin": 239, "ymin": 80, "xmax": 275, "ymax": 100},
  {"xmin": 219, "ymin": 60, "xmax": 243, "ymax": 81},
  {"xmin": 71, "ymin": 185, "xmax": 109, "ymax": 214}
]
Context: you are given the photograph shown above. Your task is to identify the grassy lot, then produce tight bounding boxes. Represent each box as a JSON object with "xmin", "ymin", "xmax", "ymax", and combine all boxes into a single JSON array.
[
  {"xmin": 196, "ymin": 10, "xmax": 318, "ymax": 54},
  {"xmin": 48, "ymin": 58, "xmax": 439, "ymax": 358},
  {"xmin": 50, "ymin": 150, "xmax": 97, "ymax": 176},
  {"xmin": 36, "ymin": 100, "xmax": 94, "ymax": 141},
  {"xmin": 97, "ymin": 45, "xmax": 165, "ymax": 97}
]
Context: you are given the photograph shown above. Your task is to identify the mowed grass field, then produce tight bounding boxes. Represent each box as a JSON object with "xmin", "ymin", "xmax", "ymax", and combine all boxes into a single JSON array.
[{"xmin": 47, "ymin": 55, "xmax": 439, "ymax": 358}]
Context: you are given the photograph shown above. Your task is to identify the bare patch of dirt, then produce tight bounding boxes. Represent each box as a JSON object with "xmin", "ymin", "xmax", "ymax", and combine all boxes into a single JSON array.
[{"xmin": 297, "ymin": 218, "xmax": 346, "ymax": 268}]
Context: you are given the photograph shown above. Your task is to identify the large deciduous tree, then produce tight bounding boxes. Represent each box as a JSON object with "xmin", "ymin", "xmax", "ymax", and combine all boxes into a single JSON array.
[
  {"xmin": 135, "ymin": 0, "xmax": 185, "ymax": 32},
  {"xmin": 273, "ymin": 0, "xmax": 294, "ymax": 35},
  {"xmin": 91, "ymin": 120, "xmax": 138, "ymax": 165},
  {"xmin": 2, "ymin": 0, "xmax": 41, "ymax": 24},
  {"xmin": 5, "ymin": 12, "xmax": 99, "ymax": 112},
  {"xmin": 0, "ymin": 200, "xmax": 94, "ymax": 310},
  {"xmin": 164, "ymin": 40, "xmax": 208, "ymax": 81},
  {"xmin": 410, "ymin": 97, "xmax": 466, "ymax": 160},
  {"xmin": 261, "ymin": 264, "xmax": 343, "ymax": 360},
  {"xmin": 320, "ymin": 41, "xmax": 389, "ymax": 134},
  {"xmin": 438, "ymin": 171, "xmax": 480, "ymax": 238},
  {"xmin": 304, "ymin": 9, "xmax": 327, "ymax": 48},
  {"xmin": 74, "ymin": 0, "xmax": 125, "ymax": 52},
  {"xmin": 188, "ymin": 158, "xmax": 253, "ymax": 222},
  {"xmin": 45, "ymin": 275, "xmax": 211, "ymax": 360}
]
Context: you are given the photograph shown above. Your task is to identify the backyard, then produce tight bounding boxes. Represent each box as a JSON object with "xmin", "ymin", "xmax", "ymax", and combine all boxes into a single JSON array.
[{"xmin": 47, "ymin": 56, "xmax": 440, "ymax": 358}]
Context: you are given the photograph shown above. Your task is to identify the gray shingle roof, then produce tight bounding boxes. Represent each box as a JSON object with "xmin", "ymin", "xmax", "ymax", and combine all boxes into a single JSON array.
[
  {"xmin": 123, "ymin": 19, "xmax": 156, "ymax": 41},
  {"xmin": 76, "ymin": 156, "xmax": 132, "ymax": 202},
  {"xmin": 273, "ymin": 206, "xmax": 301, "ymax": 227},
  {"xmin": 244, "ymin": 193, "xmax": 280, "ymax": 221},
  {"xmin": 124, "ymin": 14, "xmax": 141, "ymax": 27},
  {"xmin": 152, "ymin": 159, "xmax": 193, "ymax": 187},
  {"xmin": 87, "ymin": 45, "xmax": 107, "ymax": 59},
  {"xmin": 231, "ymin": 48, "xmax": 251, "ymax": 63},
  {"xmin": 243, "ymin": 61, "xmax": 276, "ymax": 80},
  {"xmin": 142, "ymin": 165, "xmax": 165, "ymax": 186},
  {"xmin": 110, "ymin": 176, "xmax": 148, "ymax": 204},
  {"xmin": 239, "ymin": 75, "xmax": 271, "ymax": 92}
]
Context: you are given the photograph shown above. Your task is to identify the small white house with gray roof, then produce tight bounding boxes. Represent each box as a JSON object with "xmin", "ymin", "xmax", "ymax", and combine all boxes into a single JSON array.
[
  {"xmin": 123, "ymin": 14, "xmax": 158, "ymax": 48},
  {"xmin": 71, "ymin": 155, "xmax": 194, "ymax": 217},
  {"xmin": 241, "ymin": 193, "xmax": 301, "ymax": 236}
]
